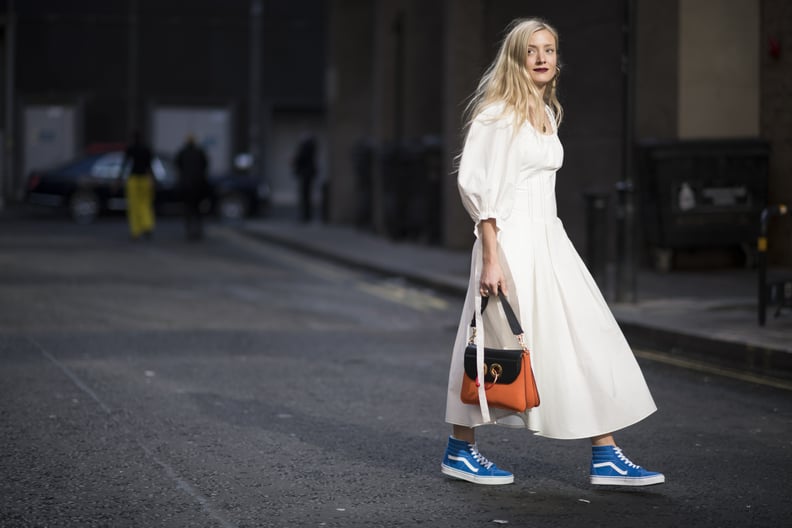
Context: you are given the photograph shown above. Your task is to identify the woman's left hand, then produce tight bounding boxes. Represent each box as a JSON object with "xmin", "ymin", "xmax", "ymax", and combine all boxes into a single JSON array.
[{"xmin": 478, "ymin": 218, "xmax": 508, "ymax": 297}]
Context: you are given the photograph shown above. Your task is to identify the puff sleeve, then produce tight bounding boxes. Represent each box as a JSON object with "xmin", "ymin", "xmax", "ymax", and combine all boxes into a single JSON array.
[{"xmin": 457, "ymin": 105, "xmax": 520, "ymax": 237}]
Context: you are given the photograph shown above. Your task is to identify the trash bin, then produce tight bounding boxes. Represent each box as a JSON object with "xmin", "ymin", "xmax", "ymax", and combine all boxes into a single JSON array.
[
  {"xmin": 380, "ymin": 138, "xmax": 443, "ymax": 244},
  {"xmin": 637, "ymin": 139, "xmax": 770, "ymax": 270}
]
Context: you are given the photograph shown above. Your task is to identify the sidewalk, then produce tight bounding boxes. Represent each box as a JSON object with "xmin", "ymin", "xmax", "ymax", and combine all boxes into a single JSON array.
[{"xmin": 236, "ymin": 218, "xmax": 792, "ymax": 382}]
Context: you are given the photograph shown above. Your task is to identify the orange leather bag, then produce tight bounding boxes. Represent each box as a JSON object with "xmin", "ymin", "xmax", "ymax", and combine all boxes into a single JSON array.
[{"xmin": 460, "ymin": 295, "xmax": 540, "ymax": 413}]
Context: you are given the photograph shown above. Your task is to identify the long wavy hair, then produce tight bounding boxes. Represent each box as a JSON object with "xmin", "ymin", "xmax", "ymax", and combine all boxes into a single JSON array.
[{"xmin": 464, "ymin": 18, "xmax": 563, "ymax": 132}]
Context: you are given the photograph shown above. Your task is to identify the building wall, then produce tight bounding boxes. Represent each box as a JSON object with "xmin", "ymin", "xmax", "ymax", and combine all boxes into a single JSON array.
[
  {"xmin": 440, "ymin": 0, "xmax": 628, "ymax": 250},
  {"xmin": 634, "ymin": 0, "xmax": 789, "ymax": 264},
  {"xmin": 761, "ymin": 0, "xmax": 792, "ymax": 263},
  {"xmin": 325, "ymin": 0, "xmax": 375, "ymax": 224},
  {"xmin": 15, "ymin": 2, "xmax": 254, "ymax": 147},
  {"xmin": 401, "ymin": 2, "xmax": 444, "ymax": 141},
  {"xmin": 635, "ymin": 0, "xmax": 678, "ymax": 139},
  {"xmin": 383, "ymin": 0, "xmax": 443, "ymax": 238},
  {"xmin": 441, "ymin": 0, "xmax": 488, "ymax": 249},
  {"xmin": 678, "ymin": 0, "xmax": 760, "ymax": 138},
  {"xmin": 326, "ymin": 1, "xmax": 627, "ymax": 250},
  {"xmin": 8, "ymin": 0, "xmax": 325, "ymax": 195}
]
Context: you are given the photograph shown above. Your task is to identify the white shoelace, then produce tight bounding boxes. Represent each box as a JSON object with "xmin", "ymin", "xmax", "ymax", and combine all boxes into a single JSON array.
[
  {"xmin": 468, "ymin": 444, "xmax": 495, "ymax": 470},
  {"xmin": 613, "ymin": 447, "xmax": 641, "ymax": 469}
]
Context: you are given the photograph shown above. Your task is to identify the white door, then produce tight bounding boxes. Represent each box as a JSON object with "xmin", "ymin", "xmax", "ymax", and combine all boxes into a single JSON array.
[
  {"xmin": 151, "ymin": 106, "xmax": 231, "ymax": 175},
  {"xmin": 23, "ymin": 105, "xmax": 77, "ymax": 176}
]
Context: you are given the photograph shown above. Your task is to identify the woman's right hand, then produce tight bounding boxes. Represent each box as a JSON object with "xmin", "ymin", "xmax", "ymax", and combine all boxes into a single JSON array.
[{"xmin": 479, "ymin": 260, "xmax": 506, "ymax": 298}]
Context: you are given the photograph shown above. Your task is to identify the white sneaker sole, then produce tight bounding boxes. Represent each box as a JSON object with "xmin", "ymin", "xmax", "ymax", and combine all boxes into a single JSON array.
[
  {"xmin": 590, "ymin": 474, "xmax": 666, "ymax": 486},
  {"xmin": 441, "ymin": 463, "xmax": 514, "ymax": 485}
]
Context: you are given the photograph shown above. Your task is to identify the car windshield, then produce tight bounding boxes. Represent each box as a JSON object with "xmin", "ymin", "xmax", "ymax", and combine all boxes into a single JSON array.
[{"xmin": 87, "ymin": 151, "xmax": 177, "ymax": 185}]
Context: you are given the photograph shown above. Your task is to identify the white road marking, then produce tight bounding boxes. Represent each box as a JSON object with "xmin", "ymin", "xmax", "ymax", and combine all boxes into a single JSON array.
[
  {"xmin": 214, "ymin": 226, "xmax": 449, "ymax": 313},
  {"xmin": 634, "ymin": 348, "xmax": 792, "ymax": 391},
  {"xmin": 212, "ymin": 226, "xmax": 353, "ymax": 282},
  {"xmin": 356, "ymin": 281, "xmax": 448, "ymax": 312}
]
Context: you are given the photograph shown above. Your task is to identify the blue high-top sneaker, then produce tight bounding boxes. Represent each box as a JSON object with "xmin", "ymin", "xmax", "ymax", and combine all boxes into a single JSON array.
[
  {"xmin": 441, "ymin": 436, "xmax": 514, "ymax": 485},
  {"xmin": 590, "ymin": 445, "xmax": 665, "ymax": 486}
]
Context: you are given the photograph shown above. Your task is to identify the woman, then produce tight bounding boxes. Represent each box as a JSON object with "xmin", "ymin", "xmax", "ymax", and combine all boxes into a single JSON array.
[
  {"xmin": 441, "ymin": 18, "xmax": 664, "ymax": 487},
  {"xmin": 120, "ymin": 130, "xmax": 156, "ymax": 240}
]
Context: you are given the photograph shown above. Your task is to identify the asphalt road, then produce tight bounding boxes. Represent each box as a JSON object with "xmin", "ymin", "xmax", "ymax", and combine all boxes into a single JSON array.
[{"xmin": 1, "ymin": 213, "xmax": 790, "ymax": 527}]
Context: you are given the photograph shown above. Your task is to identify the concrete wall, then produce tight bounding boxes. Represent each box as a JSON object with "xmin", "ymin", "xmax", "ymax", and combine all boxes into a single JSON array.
[
  {"xmin": 8, "ymin": 0, "xmax": 326, "ymax": 200},
  {"xmin": 326, "ymin": 0, "xmax": 791, "ymax": 265},
  {"xmin": 636, "ymin": 0, "xmax": 678, "ymax": 139},
  {"xmin": 440, "ymin": 0, "xmax": 628, "ymax": 250},
  {"xmin": 761, "ymin": 0, "xmax": 792, "ymax": 263},
  {"xmin": 637, "ymin": 0, "xmax": 762, "ymax": 141},
  {"xmin": 367, "ymin": 1, "xmax": 444, "ymax": 233},
  {"xmin": 635, "ymin": 0, "xmax": 789, "ymax": 264},
  {"xmin": 325, "ymin": 0, "xmax": 375, "ymax": 224},
  {"xmin": 678, "ymin": 0, "xmax": 760, "ymax": 138},
  {"xmin": 325, "ymin": 0, "xmax": 628, "ymax": 252},
  {"xmin": 442, "ymin": 0, "xmax": 488, "ymax": 249}
]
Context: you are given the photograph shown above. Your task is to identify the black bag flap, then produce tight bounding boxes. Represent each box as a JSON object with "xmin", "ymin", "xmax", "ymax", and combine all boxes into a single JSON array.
[{"xmin": 463, "ymin": 345, "xmax": 524, "ymax": 384}]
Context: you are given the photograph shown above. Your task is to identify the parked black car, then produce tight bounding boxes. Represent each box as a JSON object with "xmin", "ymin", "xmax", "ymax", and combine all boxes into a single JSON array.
[{"xmin": 25, "ymin": 150, "xmax": 270, "ymax": 224}]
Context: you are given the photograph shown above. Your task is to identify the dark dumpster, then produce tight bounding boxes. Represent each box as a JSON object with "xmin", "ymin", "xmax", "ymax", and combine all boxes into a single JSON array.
[{"xmin": 637, "ymin": 138, "xmax": 770, "ymax": 270}]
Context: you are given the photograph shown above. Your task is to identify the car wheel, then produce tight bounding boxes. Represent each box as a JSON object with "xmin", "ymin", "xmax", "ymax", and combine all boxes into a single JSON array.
[
  {"xmin": 217, "ymin": 192, "xmax": 249, "ymax": 221},
  {"xmin": 69, "ymin": 190, "xmax": 100, "ymax": 224}
]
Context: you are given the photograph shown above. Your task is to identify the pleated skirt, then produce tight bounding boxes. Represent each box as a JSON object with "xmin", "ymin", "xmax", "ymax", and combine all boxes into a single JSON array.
[{"xmin": 445, "ymin": 189, "xmax": 657, "ymax": 439}]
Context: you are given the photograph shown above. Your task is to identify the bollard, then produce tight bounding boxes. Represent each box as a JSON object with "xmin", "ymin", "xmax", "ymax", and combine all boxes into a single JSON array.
[
  {"xmin": 614, "ymin": 180, "xmax": 636, "ymax": 303},
  {"xmin": 758, "ymin": 204, "xmax": 790, "ymax": 326},
  {"xmin": 583, "ymin": 190, "xmax": 611, "ymax": 291}
]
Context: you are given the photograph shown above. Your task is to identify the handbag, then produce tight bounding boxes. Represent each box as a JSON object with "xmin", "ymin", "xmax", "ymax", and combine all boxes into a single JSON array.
[{"xmin": 460, "ymin": 295, "xmax": 540, "ymax": 412}]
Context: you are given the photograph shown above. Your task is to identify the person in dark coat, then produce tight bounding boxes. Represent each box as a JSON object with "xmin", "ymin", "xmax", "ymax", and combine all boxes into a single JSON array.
[
  {"xmin": 291, "ymin": 135, "xmax": 318, "ymax": 222},
  {"xmin": 175, "ymin": 135, "xmax": 210, "ymax": 240}
]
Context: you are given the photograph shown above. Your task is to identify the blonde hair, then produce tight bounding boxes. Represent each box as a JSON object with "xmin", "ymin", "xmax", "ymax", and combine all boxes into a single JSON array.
[{"xmin": 464, "ymin": 18, "xmax": 563, "ymax": 132}]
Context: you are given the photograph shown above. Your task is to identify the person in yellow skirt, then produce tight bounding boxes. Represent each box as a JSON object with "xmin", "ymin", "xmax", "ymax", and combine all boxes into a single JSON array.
[{"xmin": 119, "ymin": 131, "xmax": 156, "ymax": 240}]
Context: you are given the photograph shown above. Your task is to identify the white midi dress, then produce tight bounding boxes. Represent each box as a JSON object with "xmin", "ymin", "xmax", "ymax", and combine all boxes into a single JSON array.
[{"xmin": 445, "ymin": 103, "xmax": 657, "ymax": 439}]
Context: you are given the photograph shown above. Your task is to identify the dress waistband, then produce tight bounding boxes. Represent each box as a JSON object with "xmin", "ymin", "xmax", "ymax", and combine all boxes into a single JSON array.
[{"xmin": 510, "ymin": 187, "xmax": 557, "ymax": 218}]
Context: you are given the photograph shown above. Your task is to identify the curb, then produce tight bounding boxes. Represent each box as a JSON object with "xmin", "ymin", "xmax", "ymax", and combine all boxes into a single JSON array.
[
  {"xmin": 238, "ymin": 226, "xmax": 469, "ymax": 297},
  {"xmin": 621, "ymin": 323, "xmax": 792, "ymax": 382}
]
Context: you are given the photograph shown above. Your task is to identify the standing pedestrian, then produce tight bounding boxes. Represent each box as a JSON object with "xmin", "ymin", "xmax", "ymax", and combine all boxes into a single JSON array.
[
  {"xmin": 176, "ymin": 135, "xmax": 210, "ymax": 241},
  {"xmin": 291, "ymin": 134, "xmax": 318, "ymax": 222},
  {"xmin": 120, "ymin": 130, "xmax": 156, "ymax": 240},
  {"xmin": 441, "ymin": 18, "xmax": 664, "ymax": 487}
]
